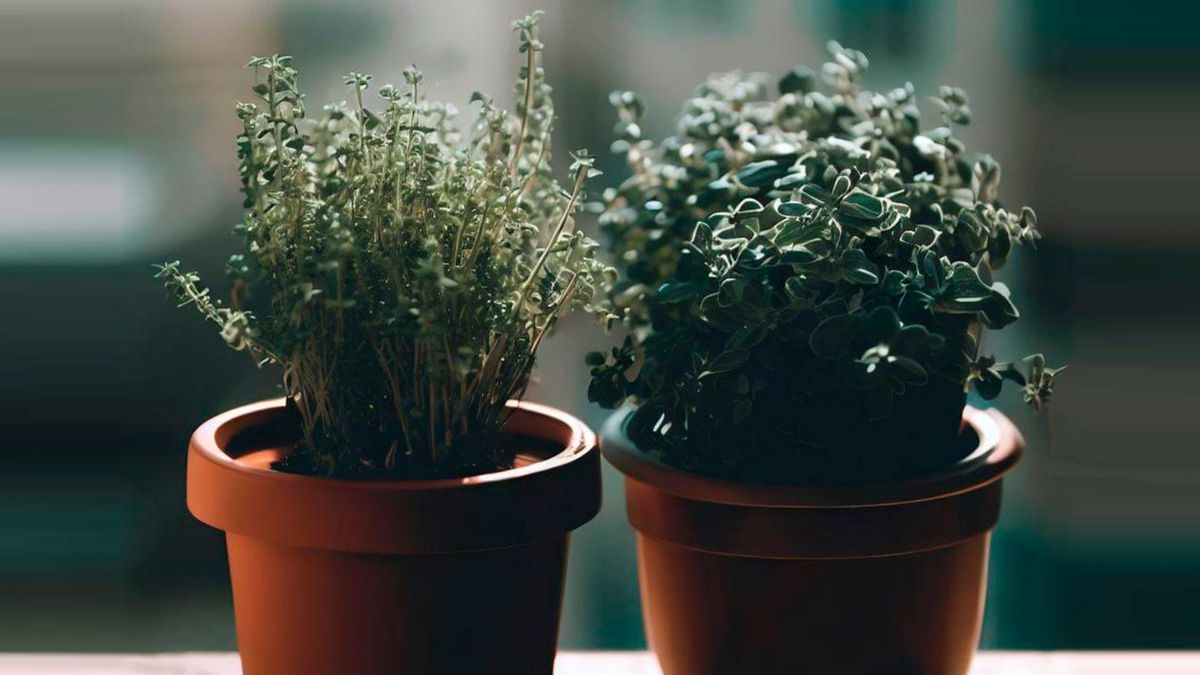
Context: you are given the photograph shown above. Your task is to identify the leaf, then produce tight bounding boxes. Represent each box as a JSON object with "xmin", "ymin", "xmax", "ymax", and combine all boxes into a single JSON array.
[
  {"xmin": 889, "ymin": 323, "xmax": 932, "ymax": 355},
  {"xmin": 841, "ymin": 248, "xmax": 880, "ymax": 285},
  {"xmin": 784, "ymin": 275, "xmax": 810, "ymax": 300},
  {"xmin": 956, "ymin": 210, "xmax": 988, "ymax": 253},
  {"xmin": 774, "ymin": 173, "xmax": 808, "ymax": 190},
  {"xmin": 776, "ymin": 200, "xmax": 808, "ymax": 219},
  {"xmin": 676, "ymin": 243, "xmax": 709, "ymax": 281},
  {"xmin": 778, "ymin": 248, "xmax": 820, "ymax": 265},
  {"xmin": 975, "ymin": 369, "xmax": 1003, "ymax": 399},
  {"xmin": 839, "ymin": 192, "xmax": 886, "ymax": 220},
  {"xmin": 657, "ymin": 281, "xmax": 706, "ymax": 304},
  {"xmin": 727, "ymin": 322, "xmax": 769, "ymax": 351},
  {"xmin": 917, "ymin": 249, "xmax": 941, "ymax": 284},
  {"xmin": 831, "ymin": 174, "xmax": 852, "ymax": 199},
  {"xmin": 732, "ymin": 198, "xmax": 767, "ymax": 219},
  {"xmin": 1023, "ymin": 353, "xmax": 1046, "ymax": 377},
  {"xmin": 911, "ymin": 225, "xmax": 940, "ymax": 247},
  {"xmin": 736, "ymin": 160, "xmax": 790, "ymax": 189},
  {"xmin": 995, "ymin": 361, "xmax": 1027, "ymax": 386},
  {"xmin": 717, "ymin": 278, "xmax": 745, "ymax": 306},
  {"xmin": 897, "ymin": 289, "xmax": 933, "ymax": 323},
  {"xmin": 587, "ymin": 377, "xmax": 624, "ymax": 408},
  {"xmin": 362, "ymin": 108, "xmax": 384, "ymax": 130},
  {"xmin": 700, "ymin": 349, "xmax": 750, "ymax": 378},
  {"xmin": 881, "ymin": 269, "xmax": 906, "ymax": 295},
  {"xmin": 799, "ymin": 183, "xmax": 831, "ymax": 205},
  {"xmin": 628, "ymin": 403, "xmax": 663, "ymax": 440},
  {"xmin": 988, "ymin": 225, "xmax": 1012, "ymax": 268},
  {"xmin": 981, "ymin": 285, "xmax": 1020, "ymax": 328},
  {"xmin": 889, "ymin": 355, "xmax": 928, "ymax": 384},
  {"xmin": 701, "ymin": 305, "xmax": 745, "ymax": 332},
  {"xmin": 778, "ymin": 66, "xmax": 816, "ymax": 95},
  {"xmin": 1044, "ymin": 364, "xmax": 1068, "ymax": 380},
  {"xmin": 775, "ymin": 218, "xmax": 828, "ymax": 247},
  {"xmin": 863, "ymin": 306, "xmax": 901, "ymax": 341},
  {"xmin": 935, "ymin": 262, "xmax": 993, "ymax": 313}
]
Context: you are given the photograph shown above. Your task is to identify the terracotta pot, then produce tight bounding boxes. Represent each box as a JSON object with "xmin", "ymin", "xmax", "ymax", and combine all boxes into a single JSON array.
[
  {"xmin": 602, "ymin": 406, "xmax": 1024, "ymax": 675},
  {"xmin": 188, "ymin": 398, "xmax": 600, "ymax": 675}
]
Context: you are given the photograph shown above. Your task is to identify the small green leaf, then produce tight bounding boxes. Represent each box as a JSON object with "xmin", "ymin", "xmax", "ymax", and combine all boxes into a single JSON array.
[
  {"xmin": 727, "ymin": 323, "xmax": 769, "ymax": 351},
  {"xmin": 975, "ymin": 369, "xmax": 1003, "ymax": 399},
  {"xmin": 657, "ymin": 281, "xmax": 706, "ymax": 304},
  {"xmin": 956, "ymin": 210, "xmax": 988, "ymax": 253},
  {"xmin": 935, "ymin": 262, "xmax": 992, "ymax": 313},
  {"xmin": 988, "ymin": 226, "xmax": 1012, "ymax": 268},
  {"xmin": 841, "ymin": 249, "xmax": 880, "ymax": 285},
  {"xmin": 839, "ymin": 192, "xmax": 885, "ymax": 220},
  {"xmin": 861, "ymin": 306, "xmax": 900, "ymax": 341},
  {"xmin": 775, "ymin": 218, "xmax": 828, "ymax": 247},
  {"xmin": 701, "ymin": 349, "xmax": 750, "ymax": 377},
  {"xmin": 799, "ymin": 183, "xmax": 831, "ymax": 205},
  {"xmin": 736, "ymin": 160, "xmax": 789, "ymax": 189},
  {"xmin": 981, "ymin": 286, "xmax": 1020, "ymax": 328},
  {"xmin": 778, "ymin": 66, "xmax": 816, "ymax": 95},
  {"xmin": 881, "ymin": 269, "xmax": 906, "ymax": 295},
  {"xmin": 777, "ymin": 201, "xmax": 810, "ymax": 217},
  {"xmin": 889, "ymin": 355, "xmax": 928, "ymax": 384},
  {"xmin": 889, "ymin": 323, "xmax": 932, "ymax": 355}
]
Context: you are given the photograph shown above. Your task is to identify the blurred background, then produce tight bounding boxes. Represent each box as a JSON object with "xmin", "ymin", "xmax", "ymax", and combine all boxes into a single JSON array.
[{"xmin": 2, "ymin": 0, "xmax": 1197, "ymax": 652}]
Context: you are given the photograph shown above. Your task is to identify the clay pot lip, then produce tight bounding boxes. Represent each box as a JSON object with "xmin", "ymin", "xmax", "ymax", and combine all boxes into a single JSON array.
[
  {"xmin": 191, "ymin": 397, "xmax": 596, "ymax": 490},
  {"xmin": 602, "ymin": 405, "xmax": 1023, "ymax": 509},
  {"xmin": 187, "ymin": 398, "xmax": 602, "ymax": 554}
]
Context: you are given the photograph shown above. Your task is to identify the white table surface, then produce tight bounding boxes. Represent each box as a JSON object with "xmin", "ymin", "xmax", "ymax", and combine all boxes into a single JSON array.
[{"xmin": 2, "ymin": 652, "xmax": 1196, "ymax": 674}]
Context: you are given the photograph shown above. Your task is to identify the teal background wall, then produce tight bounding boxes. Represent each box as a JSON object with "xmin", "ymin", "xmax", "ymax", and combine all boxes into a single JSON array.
[{"xmin": 1, "ymin": 0, "xmax": 1197, "ymax": 651}]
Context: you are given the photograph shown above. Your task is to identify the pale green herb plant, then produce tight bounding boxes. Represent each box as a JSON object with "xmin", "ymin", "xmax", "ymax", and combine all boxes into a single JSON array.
[{"xmin": 159, "ymin": 13, "xmax": 613, "ymax": 478}]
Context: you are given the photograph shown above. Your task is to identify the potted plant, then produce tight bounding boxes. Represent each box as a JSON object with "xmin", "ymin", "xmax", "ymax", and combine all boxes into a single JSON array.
[
  {"xmin": 588, "ymin": 43, "xmax": 1064, "ymax": 675},
  {"xmin": 158, "ymin": 14, "xmax": 612, "ymax": 675}
]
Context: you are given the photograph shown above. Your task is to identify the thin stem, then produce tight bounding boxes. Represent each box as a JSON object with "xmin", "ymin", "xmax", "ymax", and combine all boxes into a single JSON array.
[
  {"xmin": 515, "ymin": 164, "xmax": 587, "ymax": 305},
  {"xmin": 509, "ymin": 45, "xmax": 537, "ymax": 176}
]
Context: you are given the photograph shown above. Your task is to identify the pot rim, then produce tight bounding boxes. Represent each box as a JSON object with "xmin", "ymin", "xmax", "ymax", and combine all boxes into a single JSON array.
[
  {"xmin": 188, "ymin": 398, "xmax": 601, "ymax": 554},
  {"xmin": 601, "ymin": 405, "xmax": 1023, "ymax": 509},
  {"xmin": 191, "ymin": 398, "xmax": 594, "ymax": 490}
]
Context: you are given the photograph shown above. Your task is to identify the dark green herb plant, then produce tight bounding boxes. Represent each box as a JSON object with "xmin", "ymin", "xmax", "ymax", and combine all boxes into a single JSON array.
[
  {"xmin": 589, "ymin": 42, "xmax": 1063, "ymax": 479},
  {"xmin": 159, "ymin": 13, "xmax": 612, "ymax": 478}
]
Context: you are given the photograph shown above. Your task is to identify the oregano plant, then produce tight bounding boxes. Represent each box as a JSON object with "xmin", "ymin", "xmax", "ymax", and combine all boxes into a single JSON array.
[
  {"xmin": 589, "ymin": 42, "xmax": 1063, "ymax": 479},
  {"xmin": 159, "ymin": 13, "xmax": 613, "ymax": 478}
]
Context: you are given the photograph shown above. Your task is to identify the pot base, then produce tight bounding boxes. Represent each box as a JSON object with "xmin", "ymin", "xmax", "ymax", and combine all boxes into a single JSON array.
[
  {"xmin": 638, "ymin": 532, "xmax": 989, "ymax": 675},
  {"xmin": 228, "ymin": 533, "xmax": 569, "ymax": 675}
]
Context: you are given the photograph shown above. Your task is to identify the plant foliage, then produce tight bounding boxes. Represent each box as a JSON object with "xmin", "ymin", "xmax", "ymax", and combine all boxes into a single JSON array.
[
  {"xmin": 589, "ymin": 42, "xmax": 1063, "ymax": 478},
  {"xmin": 159, "ymin": 13, "xmax": 612, "ymax": 478}
]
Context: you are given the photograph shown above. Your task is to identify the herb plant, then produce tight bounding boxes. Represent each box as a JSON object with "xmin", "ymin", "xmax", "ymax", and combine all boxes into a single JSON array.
[
  {"xmin": 159, "ymin": 13, "xmax": 612, "ymax": 479},
  {"xmin": 589, "ymin": 43, "xmax": 1063, "ymax": 479}
]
